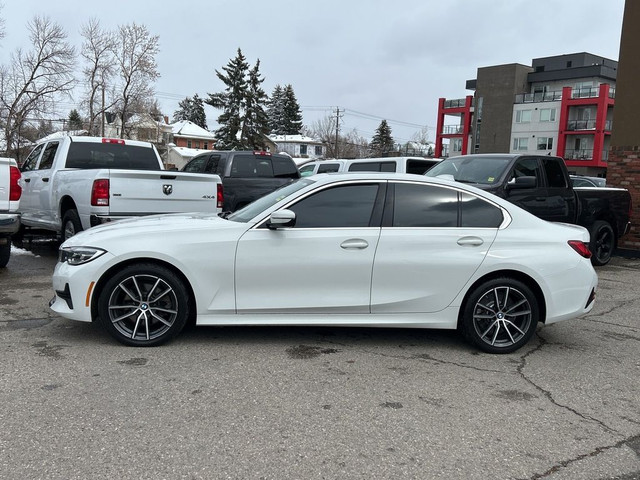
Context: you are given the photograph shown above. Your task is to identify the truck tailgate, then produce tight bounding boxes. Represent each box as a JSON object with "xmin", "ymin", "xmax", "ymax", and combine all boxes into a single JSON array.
[{"xmin": 106, "ymin": 170, "xmax": 220, "ymax": 215}]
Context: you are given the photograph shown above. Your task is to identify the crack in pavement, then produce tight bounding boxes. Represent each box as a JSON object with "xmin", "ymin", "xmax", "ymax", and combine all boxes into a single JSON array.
[
  {"xmin": 518, "ymin": 331, "xmax": 620, "ymax": 435},
  {"xmin": 523, "ymin": 434, "xmax": 640, "ymax": 480}
]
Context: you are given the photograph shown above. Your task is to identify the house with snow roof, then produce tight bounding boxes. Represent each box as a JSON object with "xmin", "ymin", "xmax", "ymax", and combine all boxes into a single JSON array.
[
  {"xmin": 166, "ymin": 120, "xmax": 217, "ymax": 169},
  {"xmin": 269, "ymin": 134, "xmax": 326, "ymax": 162}
]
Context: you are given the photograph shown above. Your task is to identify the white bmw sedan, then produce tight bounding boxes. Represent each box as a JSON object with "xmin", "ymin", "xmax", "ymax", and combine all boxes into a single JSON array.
[{"xmin": 51, "ymin": 173, "xmax": 597, "ymax": 353}]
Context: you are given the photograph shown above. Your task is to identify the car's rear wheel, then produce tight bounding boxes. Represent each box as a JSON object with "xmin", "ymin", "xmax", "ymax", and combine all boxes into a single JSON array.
[
  {"xmin": 97, "ymin": 263, "xmax": 189, "ymax": 347},
  {"xmin": 589, "ymin": 220, "xmax": 615, "ymax": 266},
  {"xmin": 461, "ymin": 278, "xmax": 539, "ymax": 354},
  {"xmin": 62, "ymin": 209, "xmax": 82, "ymax": 241},
  {"xmin": 0, "ymin": 238, "xmax": 10, "ymax": 268}
]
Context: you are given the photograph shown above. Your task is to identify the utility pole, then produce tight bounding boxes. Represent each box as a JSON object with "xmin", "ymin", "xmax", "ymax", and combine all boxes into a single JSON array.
[{"xmin": 334, "ymin": 107, "xmax": 343, "ymax": 158}]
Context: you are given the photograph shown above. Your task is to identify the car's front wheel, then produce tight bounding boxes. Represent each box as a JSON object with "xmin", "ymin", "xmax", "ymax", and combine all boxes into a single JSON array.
[
  {"xmin": 97, "ymin": 263, "xmax": 189, "ymax": 346},
  {"xmin": 460, "ymin": 278, "xmax": 539, "ymax": 354}
]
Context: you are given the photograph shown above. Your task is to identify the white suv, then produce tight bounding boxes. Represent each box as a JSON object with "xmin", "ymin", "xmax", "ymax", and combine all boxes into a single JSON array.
[{"xmin": 299, "ymin": 157, "xmax": 441, "ymax": 177}]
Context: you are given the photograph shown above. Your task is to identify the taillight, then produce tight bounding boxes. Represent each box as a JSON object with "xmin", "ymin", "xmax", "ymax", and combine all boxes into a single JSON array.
[
  {"xmin": 568, "ymin": 240, "xmax": 592, "ymax": 259},
  {"xmin": 9, "ymin": 166, "xmax": 21, "ymax": 201},
  {"xmin": 91, "ymin": 179, "xmax": 110, "ymax": 206},
  {"xmin": 102, "ymin": 138, "xmax": 125, "ymax": 145},
  {"xmin": 217, "ymin": 183, "xmax": 224, "ymax": 209}
]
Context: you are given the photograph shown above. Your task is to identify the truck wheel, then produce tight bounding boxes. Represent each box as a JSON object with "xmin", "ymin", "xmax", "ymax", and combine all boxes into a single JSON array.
[
  {"xmin": 589, "ymin": 220, "xmax": 615, "ymax": 266},
  {"xmin": 0, "ymin": 238, "xmax": 10, "ymax": 268},
  {"xmin": 62, "ymin": 209, "xmax": 82, "ymax": 241},
  {"xmin": 97, "ymin": 263, "xmax": 189, "ymax": 347},
  {"xmin": 460, "ymin": 277, "xmax": 539, "ymax": 354}
]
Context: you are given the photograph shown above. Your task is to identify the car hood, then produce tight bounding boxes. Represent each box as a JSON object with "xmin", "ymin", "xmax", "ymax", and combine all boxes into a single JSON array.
[{"xmin": 62, "ymin": 213, "xmax": 244, "ymax": 248}]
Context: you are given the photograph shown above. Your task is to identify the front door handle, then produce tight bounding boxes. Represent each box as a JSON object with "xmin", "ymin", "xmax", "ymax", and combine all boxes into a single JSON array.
[
  {"xmin": 42, "ymin": 177, "xmax": 49, "ymax": 182},
  {"xmin": 340, "ymin": 239, "xmax": 369, "ymax": 250},
  {"xmin": 24, "ymin": 178, "xmax": 31, "ymax": 183},
  {"xmin": 457, "ymin": 236, "xmax": 484, "ymax": 247}
]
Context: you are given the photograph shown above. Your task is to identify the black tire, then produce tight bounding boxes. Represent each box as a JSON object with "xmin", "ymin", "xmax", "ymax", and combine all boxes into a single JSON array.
[
  {"xmin": 589, "ymin": 220, "xmax": 615, "ymax": 266},
  {"xmin": 0, "ymin": 238, "xmax": 10, "ymax": 268},
  {"xmin": 460, "ymin": 277, "xmax": 539, "ymax": 354},
  {"xmin": 61, "ymin": 209, "xmax": 83, "ymax": 241},
  {"xmin": 97, "ymin": 263, "xmax": 190, "ymax": 347}
]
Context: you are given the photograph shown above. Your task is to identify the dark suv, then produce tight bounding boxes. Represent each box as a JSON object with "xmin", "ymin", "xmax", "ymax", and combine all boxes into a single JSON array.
[{"xmin": 181, "ymin": 151, "xmax": 300, "ymax": 212}]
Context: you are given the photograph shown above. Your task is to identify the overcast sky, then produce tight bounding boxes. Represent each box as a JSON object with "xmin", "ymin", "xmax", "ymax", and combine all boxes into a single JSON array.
[{"xmin": 0, "ymin": 0, "xmax": 626, "ymax": 144}]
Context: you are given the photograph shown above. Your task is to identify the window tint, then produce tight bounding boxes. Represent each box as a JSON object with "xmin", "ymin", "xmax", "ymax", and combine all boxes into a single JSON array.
[
  {"xmin": 406, "ymin": 159, "xmax": 434, "ymax": 175},
  {"xmin": 183, "ymin": 156, "xmax": 208, "ymax": 173},
  {"xmin": 542, "ymin": 158, "xmax": 567, "ymax": 188},
  {"xmin": 317, "ymin": 163, "xmax": 340, "ymax": 173},
  {"xmin": 380, "ymin": 162, "xmax": 395, "ymax": 172},
  {"xmin": 230, "ymin": 154, "xmax": 258, "ymax": 177},
  {"xmin": 21, "ymin": 144, "xmax": 44, "ymax": 172},
  {"xmin": 460, "ymin": 193, "xmax": 503, "ymax": 227},
  {"xmin": 511, "ymin": 158, "xmax": 542, "ymax": 184},
  {"xmin": 393, "ymin": 183, "xmax": 458, "ymax": 227},
  {"xmin": 289, "ymin": 184, "xmax": 379, "ymax": 228},
  {"xmin": 272, "ymin": 156, "xmax": 299, "ymax": 178},
  {"xmin": 204, "ymin": 155, "xmax": 221, "ymax": 174},
  {"xmin": 38, "ymin": 142, "xmax": 59, "ymax": 170},
  {"xmin": 66, "ymin": 142, "xmax": 160, "ymax": 170},
  {"xmin": 348, "ymin": 161, "xmax": 382, "ymax": 172}
]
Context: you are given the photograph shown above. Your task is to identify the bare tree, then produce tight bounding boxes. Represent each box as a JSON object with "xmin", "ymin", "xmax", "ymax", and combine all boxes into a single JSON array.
[
  {"xmin": 0, "ymin": 16, "xmax": 75, "ymax": 159},
  {"xmin": 111, "ymin": 22, "xmax": 160, "ymax": 138},
  {"xmin": 306, "ymin": 116, "xmax": 369, "ymax": 159},
  {"xmin": 0, "ymin": 3, "xmax": 6, "ymax": 43},
  {"xmin": 80, "ymin": 18, "xmax": 116, "ymax": 135}
]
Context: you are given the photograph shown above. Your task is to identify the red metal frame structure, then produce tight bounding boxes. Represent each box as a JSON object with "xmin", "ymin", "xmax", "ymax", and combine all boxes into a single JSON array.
[
  {"xmin": 557, "ymin": 84, "xmax": 614, "ymax": 169},
  {"xmin": 435, "ymin": 95, "xmax": 474, "ymax": 158}
]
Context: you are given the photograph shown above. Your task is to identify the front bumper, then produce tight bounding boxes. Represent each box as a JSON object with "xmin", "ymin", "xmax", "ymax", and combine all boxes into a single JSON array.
[{"xmin": 0, "ymin": 212, "xmax": 20, "ymax": 235}]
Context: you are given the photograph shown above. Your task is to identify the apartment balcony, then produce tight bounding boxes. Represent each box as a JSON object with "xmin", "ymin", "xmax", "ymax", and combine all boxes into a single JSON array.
[
  {"xmin": 514, "ymin": 91, "xmax": 563, "ymax": 103},
  {"xmin": 564, "ymin": 149, "xmax": 609, "ymax": 161},
  {"xmin": 571, "ymin": 86, "xmax": 616, "ymax": 100},
  {"xmin": 566, "ymin": 119, "xmax": 613, "ymax": 131},
  {"xmin": 441, "ymin": 124, "xmax": 464, "ymax": 135},
  {"xmin": 443, "ymin": 98, "xmax": 468, "ymax": 108}
]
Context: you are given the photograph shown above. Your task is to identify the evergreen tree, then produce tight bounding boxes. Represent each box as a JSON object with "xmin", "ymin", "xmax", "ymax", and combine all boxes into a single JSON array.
[
  {"xmin": 267, "ymin": 84, "xmax": 285, "ymax": 134},
  {"xmin": 68, "ymin": 109, "xmax": 84, "ymax": 131},
  {"xmin": 173, "ymin": 94, "xmax": 207, "ymax": 129},
  {"xmin": 243, "ymin": 59, "xmax": 270, "ymax": 149},
  {"xmin": 370, "ymin": 120, "xmax": 394, "ymax": 156},
  {"xmin": 206, "ymin": 48, "xmax": 249, "ymax": 150},
  {"xmin": 282, "ymin": 84, "xmax": 303, "ymax": 135}
]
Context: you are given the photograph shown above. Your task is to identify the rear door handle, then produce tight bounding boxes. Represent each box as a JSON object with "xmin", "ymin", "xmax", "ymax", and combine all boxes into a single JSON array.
[
  {"xmin": 457, "ymin": 236, "xmax": 484, "ymax": 246},
  {"xmin": 24, "ymin": 178, "xmax": 31, "ymax": 183},
  {"xmin": 340, "ymin": 239, "xmax": 369, "ymax": 250},
  {"xmin": 42, "ymin": 178, "xmax": 49, "ymax": 182}
]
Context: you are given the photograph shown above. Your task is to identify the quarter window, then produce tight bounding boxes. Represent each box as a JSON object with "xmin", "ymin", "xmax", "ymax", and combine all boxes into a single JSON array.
[
  {"xmin": 289, "ymin": 184, "xmax": 379, "ymax": 228},
  {"xmin": 460, "ymin": 193, "xmax": 503, "ymax": 228}
]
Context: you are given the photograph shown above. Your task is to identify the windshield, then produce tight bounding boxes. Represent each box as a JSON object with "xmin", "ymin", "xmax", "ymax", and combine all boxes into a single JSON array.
[
  {"xmin": 227, "ymin": 178, "xmax": 316, "ymax": 223},
  {"xmin": 425, "ymin": 156, "xmax": 512, "ymax": 185}
]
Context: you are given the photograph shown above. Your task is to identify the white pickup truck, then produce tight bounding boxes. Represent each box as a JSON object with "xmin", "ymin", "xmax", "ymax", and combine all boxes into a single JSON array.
[
  {"xmin": 19, "ymin": 135, "xmax": 223, "ymax": 240},
  {"xmin": 0, "ymin": 157, "xmax": 22, "ymax": 267}
]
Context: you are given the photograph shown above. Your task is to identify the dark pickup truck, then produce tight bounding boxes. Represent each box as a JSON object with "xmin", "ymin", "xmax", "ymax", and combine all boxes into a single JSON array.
[
  {"xmin": 181, "ymin": 150, "xmax": 300, "ymax": 212},
  {"xmin": 426, "ymin": 154, "xmax": 632, "ymax": 265}
]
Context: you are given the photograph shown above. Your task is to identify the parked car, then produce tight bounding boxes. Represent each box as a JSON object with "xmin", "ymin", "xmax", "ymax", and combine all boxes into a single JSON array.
[
  {"xmin": 0, "ymin": 157, "xmax": 21, "ymax": 267},
  {"xmin": 51, "ymin": 173, "xmax": 597, "ymax": 354},
  {"xmin": 299, "ymin": 157, "xmax": 441, "ymax": 177},
  {"xmin": 19, "ymin": 135, "xmax": 222, "ymax": 240},
  {"xmin": 426, "ymin": 154, "xmax": 631, "ymax": 266},
  {"xmin": 570, "ymin": 175, "xmax": 607, "ymax": 188},
  {"xmin": 181, "ymin": 150, "xmax": 299, "ymax": 212}
]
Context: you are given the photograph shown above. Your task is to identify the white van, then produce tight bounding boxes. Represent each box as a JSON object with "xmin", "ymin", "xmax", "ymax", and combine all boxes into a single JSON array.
[{"xmin": 299, "ymin": 157, "xmax": 441, "ymax": 177}]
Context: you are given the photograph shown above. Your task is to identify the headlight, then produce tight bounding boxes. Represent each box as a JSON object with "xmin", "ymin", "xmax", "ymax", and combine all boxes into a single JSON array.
[{"xmin": 58, "ymin": 246, "xmax": 107, "ymax": 265}]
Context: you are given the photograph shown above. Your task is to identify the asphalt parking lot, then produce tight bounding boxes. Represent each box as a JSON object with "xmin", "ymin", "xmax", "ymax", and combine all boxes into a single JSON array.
[{"xmin": 0, "ymin": 239, "xmax": 639, "ymax": 480}]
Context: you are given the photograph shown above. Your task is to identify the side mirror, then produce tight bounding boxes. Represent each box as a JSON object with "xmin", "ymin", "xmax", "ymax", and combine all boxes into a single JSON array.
[
  {"xmin": 267, "ymin": 209, "xmax": 296, "ymax": 229},
  {"xmin": 506, "ymin": 175, "xmax": 537, "ymax": 189}
]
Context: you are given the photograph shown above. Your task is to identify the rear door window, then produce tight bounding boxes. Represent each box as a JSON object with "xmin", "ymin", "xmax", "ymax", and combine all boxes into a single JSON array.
[
  {"xmin": 272, "ymin": 156, "xmax": 299, "ymax": 178},
  {"xmin": 542, "ymin": 158, "xmax": 567, "ymax": 187},
  {"xmin": 38, "ymin": 142, "xmax": 59, "ymax": 170},
  {"xmin": 392, "ymin": 183, "xmax": 458, "ymax": 227},
  {"xmin": 317, "ymin": 163, "xmax": 340, "ymax": 173}
]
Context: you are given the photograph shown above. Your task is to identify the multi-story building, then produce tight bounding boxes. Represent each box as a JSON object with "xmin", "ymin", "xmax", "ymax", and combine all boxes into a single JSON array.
[{"xmin": 435, "ymin": 53, "xmax": 617, "ymax": 177}]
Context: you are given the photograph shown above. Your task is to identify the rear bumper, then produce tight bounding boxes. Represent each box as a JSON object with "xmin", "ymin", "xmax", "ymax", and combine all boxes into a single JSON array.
[{"xmin": 0, "ymin": 212, "xmax": 20, "ymax": 235}]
